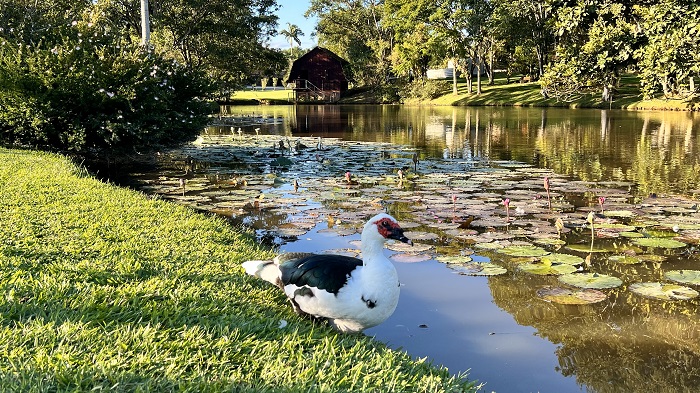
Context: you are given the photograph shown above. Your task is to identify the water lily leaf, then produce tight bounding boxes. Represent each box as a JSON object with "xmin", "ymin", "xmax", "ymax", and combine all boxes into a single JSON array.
[
  {"xmin": 603, "ymin": 210, "xmax": 637, "ymax": 218},
  {"xmin": 496, "ymin": 245, "xmax": 550, "ymax": 257},
  {"xmin": 436, "ymin": 255, "xmax": 473, "ymax": 264},
  {"xmin": 536, "ymin": 286, "xmax": 607, "ymax": 305},
  {"xmin": 629, "ymin": 282, "xmax": 699, "ymax": 300},
  {"xmin": 595, "ymin": 223, "xmax": 637, "ymax": 232},
  {"xmin": 631, "ymin": 237, "xmax": 687, "ymax": 249},
  {"xmin": 448, "ymin": 262, "xmax": 507, "ymax": 276},
  {"xmin": 541, "ymin": 253, "xmax": 585, "ymax": 265},
  {"xmin": 519, "ymin": 262, "xmax": 578, "ymax": 275},
  {"xmin": 403, "ymin": 231, "xmax": 440, "ymax": 241},
  {"xmin": 386, "ymin": 242, "xmax": 432, "ymax": 253},
  {"xmin": 390, "ymin": 253, "xmax": 432, "ymax": 263},
  {"xmin": 565, "ymin": 244, "xmax": 612, "ymax": 253},
  {"xmin": 619, "ymin": 231, "xmax": 645, "ymax": 238},
  {"xmin": 274, "ymin": 227, "xmax": 308, "ymax": 237},
  {"xmin": 473, "ymin": 242, "xmax": 504, "ymax": 250},
  {"xmin": 608, "ymin": 255, "xmax": 643, "ymax": 265},
  {"xmin": 532, "ymin": 238, "xmax": 567, "ymax": 246},
  {"xmin": 664, "ymin": 270, "xmax": 700, "ymax": 286},
  {"xmin": 558, "ymin": 273, "xmax": 623, "ymax": 289}
]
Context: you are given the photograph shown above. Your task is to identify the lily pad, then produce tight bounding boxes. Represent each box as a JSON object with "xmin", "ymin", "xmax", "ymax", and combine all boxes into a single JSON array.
[
  {"xmin": 603, "ymin": 210, "xmax": 637, "ymax": 218},
  {"xmin": 496, "ymin": 245, "xmax": 550, "ymax": 257},
  {"xmin": 558, "ymin": 273, "xmax": 623, "ymax": 289},
  {"xmin": 448, "ymin": 262, "xmax": 507, "ymax": 276},
  {"xmin": 631, "ymin": 237, "xmax": 687, "ymax": 249},
  {"xmin": 473, "ymin": 242, "xmax": 505, "ymax": 250},
  {"xmin": 565, "ymin": 244, "xmax": 613, "ymax": 253},
  {"xmin": 536, "ymin": 286, "xmax": 607, "ymax": 305},
  {"xmin": 595, "ymin": 223, "xmax": 637, "ymax": 232},
  {"xmin": 664, "ymin": 270, "xmax": 700, "ymax": 286},
  {"xmin": 390, "ymin": 253, "xmax": 432, "ymax": 263},
  {"xmin": 541, "ymin": 253, "xmax": 585, "ymax": 266},
  {"xmin": 518, "ymin": 262, "xmax": 578, "ymax": 275},
  {"xmin": 386, "ymin": 242, "xmax": 432, "ymax": 253},
  {"xmin": 619, "ymin": 231, "xmax": 645, "ymax": 238},
  {"xmin": 628, "ymin": 282, "xmax": 699, "ymax": 300},
  {"xmin": 436, "ymin": 255, "xmax": 473, "ymax": 264},
  {"xmin": 532, "ymin": 238, "xmax": 567, "ymax": 247}
]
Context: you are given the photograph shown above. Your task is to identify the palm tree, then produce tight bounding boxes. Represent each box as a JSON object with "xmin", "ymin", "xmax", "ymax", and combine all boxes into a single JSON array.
[{"xmin": 279, "ymin": 23, "xmax": 304, "ymax": 51}]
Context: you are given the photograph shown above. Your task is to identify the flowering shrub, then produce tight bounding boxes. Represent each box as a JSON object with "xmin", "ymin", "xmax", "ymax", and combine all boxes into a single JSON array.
[{"xmin": 0, "ymin": 3, "xmax": 214, "ymax": 154}]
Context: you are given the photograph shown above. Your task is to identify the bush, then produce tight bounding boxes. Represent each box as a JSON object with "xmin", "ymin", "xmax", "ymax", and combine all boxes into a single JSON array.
[
  {"xmin": 0, "ymin": 3, "xmax": 214, "ymax": 155},
  {"xmin": 398, "ymin": 79, "xmax": 451, "ymax": 101}
]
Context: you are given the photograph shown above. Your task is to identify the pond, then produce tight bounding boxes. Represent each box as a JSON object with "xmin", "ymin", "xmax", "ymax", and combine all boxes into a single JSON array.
[{"xmin": 112, "ymin": 105, "xmax": 700, "ymax": 392}]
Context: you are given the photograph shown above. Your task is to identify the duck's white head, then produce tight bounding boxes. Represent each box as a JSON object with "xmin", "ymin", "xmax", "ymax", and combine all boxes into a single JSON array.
[{"xmin": 362, "ymin": 213, "xmax": 412, "ymax": 246}]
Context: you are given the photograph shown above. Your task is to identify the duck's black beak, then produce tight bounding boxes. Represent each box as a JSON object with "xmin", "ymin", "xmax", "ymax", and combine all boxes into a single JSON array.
[{"xmin": 390, "ymin": 228, "xmax": 413, "ymax": 246}]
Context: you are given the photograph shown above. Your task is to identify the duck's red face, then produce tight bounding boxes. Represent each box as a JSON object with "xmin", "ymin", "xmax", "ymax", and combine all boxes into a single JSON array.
[{"xmin": 374, "ymin": 217, "xmax": 412, "ymax": 245}]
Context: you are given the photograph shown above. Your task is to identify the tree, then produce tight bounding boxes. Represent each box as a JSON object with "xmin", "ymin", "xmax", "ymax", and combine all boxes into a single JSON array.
[
  {"xmin": 384, "ymin": 0, "xmax": 494, "ymax": 95},
  {"xmin": 0, "ymin": 0, "xmax": 213, "ymax": 154},
  {"xmin": 491, "ymin": 0, "xmax": 557, "ymax": 80},
  {"xmin": 635, "ymin": 0, "xmax": 700, "ymax": 98},
  {"xmin": 308, "ymin": 0, "xmax": 394, "ymax": 86},
  {"xmin": 280, "ymin": 23, "xmax": 304, "ymax": 51},
  {"xmin": 541, "ymin": 0, "xmax": 641, "ymax": 101},
  {"xmin": 98, "ymin": 0, "xmax": 285, "ymax": 95}
]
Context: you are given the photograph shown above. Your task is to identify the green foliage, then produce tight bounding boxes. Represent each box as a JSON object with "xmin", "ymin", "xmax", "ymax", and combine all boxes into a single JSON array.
[
  {"xmin": 0, "ymin": 0, "xmax": 214, "ymax": 154},
  {"xmin": 98, "ymin": 0, "xmax": 285, "ymax": 95},
  {"xmin": 0, "ymin": 147, "xmax": 479, "ymax": 392},
  {"xmin": 309, "ymin": 0, "xmax": 393, "ymax": 86},
  {"xmin": 306, "ymin": 0, "xmax": 699, "ymax": 102},
  {"xmin": 279, "ymin": 23, "xmax": 304, "ymax": 50},
  {"xmin": 398, "ymin": 79, "xmax": 451, "ymax": 100},
  {"xmin": 635, "ymin": 1, "xmax": 700, "ymax": 98},
  {"xmin": 541, "ymin": 0, "xmax": 640, "ymax": 100}
]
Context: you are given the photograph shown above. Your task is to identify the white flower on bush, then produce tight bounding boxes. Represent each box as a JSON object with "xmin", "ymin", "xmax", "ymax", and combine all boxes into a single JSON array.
[{"xmin": 98, "ymin": 88, "xmax": 115, "ymax": 98}]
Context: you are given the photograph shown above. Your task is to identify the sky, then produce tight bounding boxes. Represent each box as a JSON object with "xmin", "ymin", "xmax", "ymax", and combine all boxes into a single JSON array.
[{"xmin": 269, "ymin": 1, "xmax": 319, "ymax": 50}]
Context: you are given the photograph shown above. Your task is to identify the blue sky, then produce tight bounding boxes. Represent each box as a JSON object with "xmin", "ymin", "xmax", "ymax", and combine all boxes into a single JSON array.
[{"xmin": 270, "ymin": 1, "xmax": 319, "ymax": 49}]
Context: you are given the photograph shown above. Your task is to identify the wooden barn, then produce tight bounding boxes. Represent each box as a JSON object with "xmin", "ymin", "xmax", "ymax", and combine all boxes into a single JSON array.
[{"xmin": 285, "ymin": 47, "xmax": 350, "ymax": 103}]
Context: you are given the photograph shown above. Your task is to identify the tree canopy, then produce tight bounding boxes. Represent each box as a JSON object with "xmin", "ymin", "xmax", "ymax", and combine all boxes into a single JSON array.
[
  {"xmin": 0, "ymin": 0, "xmax": 288, "ymax": 154},
  {"xmin": 307, "ymin": 0, "xmax": 699, "ymax": 100}
]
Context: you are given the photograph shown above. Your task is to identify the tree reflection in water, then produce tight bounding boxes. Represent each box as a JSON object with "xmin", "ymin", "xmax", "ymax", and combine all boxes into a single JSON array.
[{"xmin": 116, "ymin": 105, "xmax": 699, "ymax": 392}]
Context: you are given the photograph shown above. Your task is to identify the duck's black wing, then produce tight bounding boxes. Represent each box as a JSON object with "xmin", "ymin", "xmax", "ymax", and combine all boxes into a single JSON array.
[{"xmin": 278, "ymin": 253, "xmax": 362, "ymax": 295}]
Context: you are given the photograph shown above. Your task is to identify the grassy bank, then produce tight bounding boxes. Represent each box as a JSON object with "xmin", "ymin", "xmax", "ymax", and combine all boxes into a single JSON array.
[
  {"xmin": 0, "ymin": 148, "xmax": 477, "ymax": 392},
  {"xmin": 227, "ymin": 89, "xmax": 294, "ymax": 105},
  {"xmin": 227, "ymin": 76, "xmax": 698, "ymax": 111},
  {"xmin": 416, "ymin": 75, "xmax": 699, "ymax": 111}
]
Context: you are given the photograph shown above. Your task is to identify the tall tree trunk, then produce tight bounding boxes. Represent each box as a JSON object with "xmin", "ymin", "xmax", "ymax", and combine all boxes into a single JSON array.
[
  {"xmin": 452, "ymin": 58, "xmax": 458, "ymax": 95},
  {"xmin": 536, "ymin": 45, "xmax": 544, "ymax": 78},
  {"xmin": 476, "ymin": 57, "xmax": 482, "ymax": 95},
  {"xmin": 488, "ymin": 46, "xmax": 495, "ymax": 85}
]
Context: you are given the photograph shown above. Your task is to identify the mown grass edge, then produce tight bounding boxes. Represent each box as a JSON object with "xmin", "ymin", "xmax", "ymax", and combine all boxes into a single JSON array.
[{"xmin": 0, "ymin": 147, "xmax": 479, "ymax": 392}]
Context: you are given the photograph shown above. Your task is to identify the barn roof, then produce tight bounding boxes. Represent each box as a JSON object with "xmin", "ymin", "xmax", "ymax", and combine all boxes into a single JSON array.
[{"xmin": 284, "ymin": 47, "xmax": 349, "ymax": 84}]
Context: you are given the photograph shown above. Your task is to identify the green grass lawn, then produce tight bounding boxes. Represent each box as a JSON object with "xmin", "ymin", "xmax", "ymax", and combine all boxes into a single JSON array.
[
  {"xmin": 228, "ymin": 89, "xmax": 294, "ymax": 104},
  {"xmin": 230, "ymin": 75, "xmax": 698, "ymax": 111},
  {"xmin": 0, "ymin": 148, "xmax": 477, "ymax": 392}
]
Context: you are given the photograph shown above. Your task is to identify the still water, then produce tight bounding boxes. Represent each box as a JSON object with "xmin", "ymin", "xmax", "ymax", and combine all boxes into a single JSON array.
[{"xmin": 131, "ymin": 105, "xmax": 700, "ymax": 392}]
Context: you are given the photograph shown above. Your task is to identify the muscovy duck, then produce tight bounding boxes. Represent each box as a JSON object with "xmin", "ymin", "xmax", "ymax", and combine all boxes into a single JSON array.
[{"xmin": 242, "ymin": 213, "xmax": 412, "ymax": 333}]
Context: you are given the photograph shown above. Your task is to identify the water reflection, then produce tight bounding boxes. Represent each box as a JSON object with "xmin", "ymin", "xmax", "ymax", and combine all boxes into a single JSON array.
[
  {"xmin": 219, "ymin": 105, "xmax": 699, "ymax": 197},
  {"xmin": 122, "ymin": 105, "xmax": 700, "ymax": 392}
]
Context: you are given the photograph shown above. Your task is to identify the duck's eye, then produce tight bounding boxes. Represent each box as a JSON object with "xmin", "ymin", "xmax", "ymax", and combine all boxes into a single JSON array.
[{"xmin": 382, "ymin": 220, "xmax": 392, "ymax": 228}]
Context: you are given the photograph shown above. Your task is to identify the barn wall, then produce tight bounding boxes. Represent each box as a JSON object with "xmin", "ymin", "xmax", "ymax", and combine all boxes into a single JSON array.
[{"xmin": 288, "ymin": 48, "xmax": 348, "ymax": 94}]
